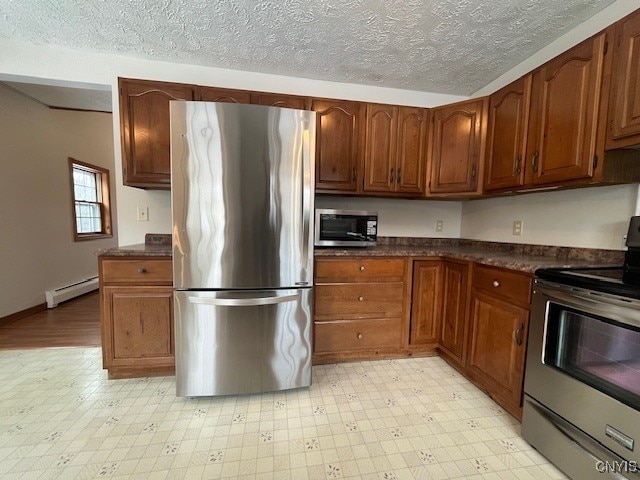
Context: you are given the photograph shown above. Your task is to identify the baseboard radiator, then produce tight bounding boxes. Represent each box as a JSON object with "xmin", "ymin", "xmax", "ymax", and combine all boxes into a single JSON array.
[{"xmin": 45, "ymin": 276, "xmax": 98, "ymax": 308}]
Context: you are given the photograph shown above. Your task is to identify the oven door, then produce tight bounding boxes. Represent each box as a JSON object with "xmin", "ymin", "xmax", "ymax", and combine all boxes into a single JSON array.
[{"xmin": 524, "ymin": 281, "xmax": 640, "ymax": 465}]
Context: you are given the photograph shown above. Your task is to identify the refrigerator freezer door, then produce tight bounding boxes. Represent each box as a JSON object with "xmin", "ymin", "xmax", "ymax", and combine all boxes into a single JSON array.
[
  {"xmin": 174, "ymin": 289, "xmax": 312, "ymax": 397},
  {"xmin": 171, "ymin": 102, "xmax": 316, "ymax": 290}
]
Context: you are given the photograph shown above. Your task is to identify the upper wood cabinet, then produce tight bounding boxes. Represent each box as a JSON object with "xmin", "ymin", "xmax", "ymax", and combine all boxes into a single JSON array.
[
  {"xmin": 196, "ymin": 86, "xmax": 250, "ymax": 103},
  {"xmin": 607, "ymin": 9, "xmax": 640, "ymax": 148},
  {"xmin": 119, "ymin": 78, "xmax": 196, "ymax": 189},
  {"xmin": 428, "ymin": 98, "xmax": 488, "ymax": 195},
  {"xmin": 250, "ymin": 92, "xmax": 310, "ymax": 110},
  {"xmin": 312, "ymin": 98, "xmax": 365, "ymax": 193},
  {"xmin": 484, "ymin": 76, "xmax": 531, "ymax": 191},
  {"xmin": 363, "ymin": 105, "xmax": 429, "ymax": 195},
  {"xmin": 363, "ymin": 104, "xmax": 398, "ymax": 193},
  {"xmin": 526, "ymin": 32, "xmax": 608, "ymax": 186}
]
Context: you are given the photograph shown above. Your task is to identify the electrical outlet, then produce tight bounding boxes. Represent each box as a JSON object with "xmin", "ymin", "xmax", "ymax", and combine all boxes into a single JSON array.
[
  {"xmin": 622, "ymin": 234, "xmax": 628, "ymax": 249},
  {"xmin": 137, "ymin": 206, "xmax": 149, "ymax": 222},
  {"xmin": 435, "ymin": 220, "xmax": 444, "ymax": 232},
  {"xmin": 513, "ymin": 220, "xmax": 523, "ymax": 236}
]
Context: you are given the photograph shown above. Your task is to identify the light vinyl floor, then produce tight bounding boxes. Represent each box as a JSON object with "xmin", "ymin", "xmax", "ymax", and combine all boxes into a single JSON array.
[{"xmin": 0, "ymin": 348, "xmax": 565, "ymax": 480}]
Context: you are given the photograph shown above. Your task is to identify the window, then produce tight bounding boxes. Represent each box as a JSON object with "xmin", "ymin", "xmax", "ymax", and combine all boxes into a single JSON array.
[{"xmin": 69, "ymin": 158, "xmax": 112, "ymax": 241}]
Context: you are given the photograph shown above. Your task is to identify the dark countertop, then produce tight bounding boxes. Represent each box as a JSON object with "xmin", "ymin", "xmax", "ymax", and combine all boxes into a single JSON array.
[
  {"xmin": 98, "ymin": 235, "xmax": 624, "ymax": 274},
  {"xmin": 314, "ymin": 245, "xmax": 618, "ymax": 274}
]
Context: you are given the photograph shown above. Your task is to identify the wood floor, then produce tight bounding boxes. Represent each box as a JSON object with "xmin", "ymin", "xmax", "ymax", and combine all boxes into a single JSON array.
[{"xmin": 0, "ymin": 292, "xmax": 101, "ymax": 349}]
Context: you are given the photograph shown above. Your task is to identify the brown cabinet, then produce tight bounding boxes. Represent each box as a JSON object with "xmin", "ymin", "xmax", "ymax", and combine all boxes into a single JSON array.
[
  {"xmin": 99, "ymin": 256, "xmax": 174, "ymax": 379},
  {"xmin": 313, "ymin": 257, "xmax": 407, "ymax": 362},
  {"xmin": 607, "ymin": 9, "xmax": 640, "ymax": 148},
  {"xmin": 484, "ymin": 76, "xmax": 532, "ymax": 191},
  {"xmin": 428, "ymin": 98, "xmax": 488, "ymax": 195},
  {"xmin": 527, "ymin": 33, "xmax": 608, "ymax": 186},
  {"xmin": 312, "ymin": 98, "xmax": 365, "ymax": 193},
  {"xmin": 409, "ymin": 260, "xmax": 442, "ymax": 346},
  {"xmin": 119, "ymin": 78, "xmax": 196, "ymax": 189},
  {"xmin": 196, "ymin": 86, "xmax": 251, "ymax": 103},
  {"xmin": 250, "ymin": 92, "xmax": 310, "ymax": 109},
  {"xmin": 438, "ymin": 260, "xmax": 469, "ymax": 362},
  {"xmin": 466, "ymin": 265, "xmax": 531, "ymax": 418},
  {"xmin": 363, "ymin": 105, "xmax": 429, "ymax": 195}
]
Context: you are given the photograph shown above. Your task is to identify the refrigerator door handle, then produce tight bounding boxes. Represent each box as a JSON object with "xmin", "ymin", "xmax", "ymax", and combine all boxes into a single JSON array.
[
  {"xmin": 301, "ymin": 128, "xmax": 311, "ymax": 270},
  {"xmin": 187, "ymin": 292, "xmax": 301, "ymax": 307}
]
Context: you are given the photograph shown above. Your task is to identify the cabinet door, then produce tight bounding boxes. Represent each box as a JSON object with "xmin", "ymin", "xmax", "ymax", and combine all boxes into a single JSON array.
[
  {"xmin": 119, "ymin": 78, "xmax": 196, "ymax": 188},
  {"xmin": 196, "ymin": 86, "xmax": 251, "ymax": 103},
  {"xmin": 429, "ymin": 99, "xmax": 487, "ymax": 194},
  {"xmin": 467, "ymin": 290, "xmax": 529, "ymax": 408},
  {"xmin": 312, "ymin": 99, "xmax": 364, "ymax": 192},
  {"xmin": 396, "ymin": 107, "xmax": 429, "ymax": 195},
  {"xmin": 102, "ymin": 286, "xmax": 174, "ymax": 366},
  {"xmin": 485, "ymin": 76, "xmax": 531, "ymax": 191},
  {"xmin": 439, "ymin": 261, "xmax": 469, "ymax": 360},
  {"xmin": 608, "ymin": 10, "xmax": 640, "ymax": 148},
  {"xmin": 527, "ymin": 33, "xmax": 607, "ymax": 185},
  {"xmin": 364, "ymin": 104, "xmax": 398, "ymax": 193},
  {"xmin": 250, "ymin": 92, "xmax": 310, "ymax": 110},
  {"xmin": 410, "ymin": 260, "xmax": 442, "ymax": 345}
]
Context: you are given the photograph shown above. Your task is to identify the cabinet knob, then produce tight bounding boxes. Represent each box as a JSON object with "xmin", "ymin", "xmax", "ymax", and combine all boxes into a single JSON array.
[
  {"xmin": 492, "ymin": 280, "xmax": 500, "ymax": 288},
  {"xmin": 138, "ymin": 267, "xmax": 147, "ymax": 274},
  {"xmin": 357, "ymin": 333, "xmax": 363, "ymax": 339},
  {"xmin": 358, "ymin": 296, "xmax": 364, "ymax": 302},
  {"xmin": 359, "ymin": 265, "xmax": 365, "ymax": 271}
]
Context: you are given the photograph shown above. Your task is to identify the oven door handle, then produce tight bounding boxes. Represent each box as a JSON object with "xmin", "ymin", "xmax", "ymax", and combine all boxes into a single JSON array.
[
  {"xmin": 536, "ymin": 284, "xmax": 640, "ymax": 330},
  {"xmin": 528, "ymin": 400, "xmax": 634, "ymax": 479}
]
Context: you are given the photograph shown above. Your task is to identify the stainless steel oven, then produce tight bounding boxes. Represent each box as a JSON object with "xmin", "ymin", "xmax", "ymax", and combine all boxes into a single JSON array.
[{"xmin": 523, "ymin": 279, "xmax": 640, "ymax": 479}]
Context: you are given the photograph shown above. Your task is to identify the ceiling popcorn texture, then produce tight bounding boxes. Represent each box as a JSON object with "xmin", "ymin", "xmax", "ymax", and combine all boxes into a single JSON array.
[{"xmin": 0, "ymin": 0, "xmax": 615, "ymax": 95}]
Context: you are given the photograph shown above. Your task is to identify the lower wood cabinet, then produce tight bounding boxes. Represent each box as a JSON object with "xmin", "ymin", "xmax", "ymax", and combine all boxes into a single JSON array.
[
  {"xmin": 313, "ymin": 257, "xmax": 408, "ymax": 362},
  {"xmin": 409, "ymin": 260, "xmax": 442, "ymax": 346},
  {"xmin": 99, "ymin": 256, "xmax": 174, "ymax": 379},
  {"xmin": 465, "ymin": 264, "xmax": 532, "ymax": 419},
  {"xmin": 438, "ymin": 260, "xmax": 469, "ymax": 363}
]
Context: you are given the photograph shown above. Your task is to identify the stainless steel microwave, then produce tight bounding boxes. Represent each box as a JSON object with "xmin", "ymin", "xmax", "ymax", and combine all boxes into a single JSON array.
[{"xmin": 314, "ymin": 209, "xmax": 378, "ymax": 247}]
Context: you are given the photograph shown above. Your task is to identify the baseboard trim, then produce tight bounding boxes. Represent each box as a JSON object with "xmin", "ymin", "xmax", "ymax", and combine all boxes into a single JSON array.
[{"xmin": 0, "ymin": 303, "xmax": 47, "ymax": 327}]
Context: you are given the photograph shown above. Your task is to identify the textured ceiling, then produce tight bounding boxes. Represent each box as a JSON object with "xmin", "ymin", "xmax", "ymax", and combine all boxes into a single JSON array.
[{"xmin": 0, "ymin": 0, "xmax": 616, "ymax": 95}]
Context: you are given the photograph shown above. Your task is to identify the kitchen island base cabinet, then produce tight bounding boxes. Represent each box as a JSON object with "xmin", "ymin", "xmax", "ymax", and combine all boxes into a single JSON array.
[{"xmin": 99, "ymin": 256, "xmax": 174, "ymax": 379}]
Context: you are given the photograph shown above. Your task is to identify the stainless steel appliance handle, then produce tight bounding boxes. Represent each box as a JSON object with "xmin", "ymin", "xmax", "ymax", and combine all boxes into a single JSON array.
[
  {"xmin": 527, "ymin": 400, "xmax": 631, "ymax": 480},
  {"xmin": 301, "ymin": 128, "xmax": 311, "ymax": 270},
  {"xmin": 535, "ymin": 282, "xmax": 640, "ymax": 329},
  {"xmin": 188, "ymin": 292, "xmax": 301, "ymax": 307}
]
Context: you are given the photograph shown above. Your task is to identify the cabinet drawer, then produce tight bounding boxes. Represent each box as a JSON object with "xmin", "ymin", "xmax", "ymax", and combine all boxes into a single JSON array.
[
  {"xmin": 472, "ymin": 265, "xmax": 532, "ymax": 304},
  {"xmin": 314, "ymin": 283, "xmax": 403, "ymax": 318},
  {"xmin": 314, "ymin": 318, "xmax": 402, "ymax": 353},
  {"xmin": 315, "ymin": 258, "xmax": 405, "ymax": 282},
  {"xmin": 101, "ymin": 258, "xmax": 172, "ymax": 285}
]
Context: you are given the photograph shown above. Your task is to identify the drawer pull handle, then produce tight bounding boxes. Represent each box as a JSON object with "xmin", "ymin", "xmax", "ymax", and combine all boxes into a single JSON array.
[
  {"xmin": 357, "ymin": 333, "xmax": 363, "ymax": 339},
  {"xmin": 138, "ymin": 268, "xmax": 148, "ymax": 274},
  {"xmin": 492, "ymin": 280, "xmax": 500, "ymax": 288},
  {"xmin": 358, "ymin": 296, "xmax": 364, "ymax": 302},
  {"xmin": 359, "ymin": 266, "xmax": 365, "ymax": 271}
]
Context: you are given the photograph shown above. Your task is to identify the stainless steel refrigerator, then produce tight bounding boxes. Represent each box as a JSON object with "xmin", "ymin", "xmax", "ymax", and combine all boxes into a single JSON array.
[{"xmin": 170, "ymin": 101, "xmax": 315, "ymax": 397}]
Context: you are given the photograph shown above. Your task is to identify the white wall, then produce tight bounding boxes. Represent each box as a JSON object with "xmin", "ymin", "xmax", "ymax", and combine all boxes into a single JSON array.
[
  {"xmin": 0, "ymin": 84, "xmax": 117, "ymax": 317},
  {"xmin": 460, "ymin": 185, "xmax": 638, "ymax": 250},
  {"xmin": 316, "ymin": 196, "xmax": 462, "ymax": 238}
]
